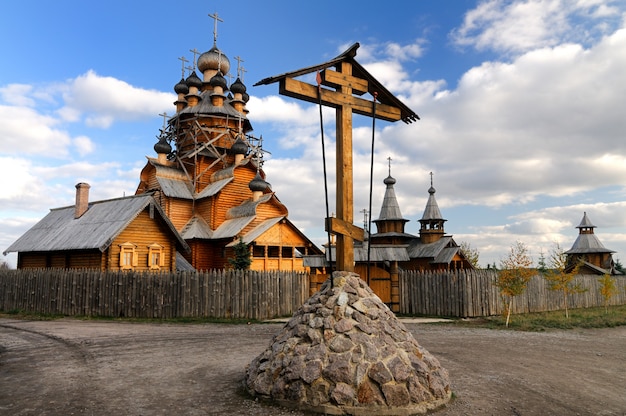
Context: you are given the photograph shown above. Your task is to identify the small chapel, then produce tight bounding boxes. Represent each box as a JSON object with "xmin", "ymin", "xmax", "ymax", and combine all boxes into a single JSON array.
[
  {"xmin": 565, "ymin": 212, "xmax": 621, "ymax": 275},
  {"xmin": 305, "ymin": 166, "xmax": 473, "ymax": 310}
]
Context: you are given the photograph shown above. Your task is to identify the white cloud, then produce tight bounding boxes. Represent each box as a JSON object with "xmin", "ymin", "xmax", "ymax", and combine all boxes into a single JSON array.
[
  {"xmin": 451, "ymin": 0, "xmax": 623, "ymax": 55},
  {"xmin": 61, "ymin": 70, "xmax": 176, "ymax": 128}
]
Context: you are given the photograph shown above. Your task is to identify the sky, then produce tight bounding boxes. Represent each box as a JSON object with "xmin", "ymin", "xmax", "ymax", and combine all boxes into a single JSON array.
[{"xmin": 1, "ymin": 0, "xmax": 626, "ymax": 269}]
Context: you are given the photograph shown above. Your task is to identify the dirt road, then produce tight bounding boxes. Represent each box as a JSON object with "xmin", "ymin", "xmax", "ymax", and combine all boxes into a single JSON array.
[{"xmin": 1, "ymin": 318, "xmax": 624, "ymax": 415}]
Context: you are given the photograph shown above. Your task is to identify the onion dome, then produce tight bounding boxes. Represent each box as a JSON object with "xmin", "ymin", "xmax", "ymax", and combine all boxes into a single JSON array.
[
  {"xmin": 231, "ymin": 137, "xmax": 248, "ymax": 155},
  {"xmin": 197, "ymin": 45, "xmax": 231, "ymax": 75},
  {"xmin": 230, "ymin": 77, "xmax": 246, "ymax": 95},
  {"xmin": 210, "ymin": 71, "xmax": 228, "ymax": 90},
  {"xmin": 249, "ymin": 171, "xmax": 268, "ymax": 192},
  {"xmin": 242, "ymin": 91, "xmax": 250, "ymax": 103},
  {"xmin": 185, "ymin": 71, "xmax": 203, "ymax": 90},
  {"xmin": 154, "ymin": 135, "xmax": 172, "ymax": 155},
  {"xmin": 174, "ymin": 77, "xmax": 189, "ymax": 94},
  {"xmin": 383, "ymin": 174, "xmax": 396, "ymax": 186}
]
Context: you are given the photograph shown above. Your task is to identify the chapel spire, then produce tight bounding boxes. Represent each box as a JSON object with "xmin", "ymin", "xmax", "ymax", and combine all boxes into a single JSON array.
[
  {"xmin": 419, "ymin": 172, "xmax": 447, "ymax": 244},
  {"xmin": 373, "ymin": 157, "xmax": 409, "ymax": 236}
]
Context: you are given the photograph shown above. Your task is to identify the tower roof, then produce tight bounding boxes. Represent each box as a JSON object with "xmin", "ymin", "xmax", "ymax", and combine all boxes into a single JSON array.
[
  {"xmin": 421, "ymin": 173, "xmax": 445, "ymax": 221},
  {"xmin": 576, "ymin": 211, "xmax": 596, "ymax": 228}
]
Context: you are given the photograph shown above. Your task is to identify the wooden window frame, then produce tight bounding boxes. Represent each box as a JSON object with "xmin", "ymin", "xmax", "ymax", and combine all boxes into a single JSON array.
[
  {"xmin": 148, "ymin": 243, "xmax": 165, "ymax": 270},
  {"xmin": 119, "ymin": 242, "xmax": 138, "ymax": 270}
]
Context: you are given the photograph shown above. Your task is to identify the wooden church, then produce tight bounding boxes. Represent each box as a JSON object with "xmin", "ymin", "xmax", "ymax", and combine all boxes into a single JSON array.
[
  {"xmin": 306, "ymin": 167, "xmax": 474, "ymax": 310},
  {"xmin": 565, "ymin": 212, "xmax": 621, "ymax": 275},
  {"xmin": 134, "ymin": 20, "xmax": 322, "ymax": 271},
  {"xmin": 5, "ymin": 16, "xmax": 322, "ymax": 271}
]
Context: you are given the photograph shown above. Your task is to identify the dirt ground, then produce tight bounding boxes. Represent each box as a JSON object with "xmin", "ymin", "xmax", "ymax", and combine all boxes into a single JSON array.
[{"xmin": 0, "ymin": 318, "xmax": 625, "ymax": 416}]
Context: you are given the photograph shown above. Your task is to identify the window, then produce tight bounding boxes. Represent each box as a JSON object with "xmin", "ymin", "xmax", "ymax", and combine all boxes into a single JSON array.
[
  {"xmin": 119, "ymin": 242, "xmax": 138, "ymax": 270},
  {"xmin": 148, "ymin": 243, "xmax": 165, "ymax": 269}
]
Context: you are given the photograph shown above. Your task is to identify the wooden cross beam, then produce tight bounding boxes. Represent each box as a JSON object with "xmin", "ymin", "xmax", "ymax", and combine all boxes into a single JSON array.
[
  {"xmin": 278, "ymin": 62, "xmax": 403, "ymax": 272},
  {"xmin": 254, "ymin": 43, "xmax": 417, "ymax": 272}
]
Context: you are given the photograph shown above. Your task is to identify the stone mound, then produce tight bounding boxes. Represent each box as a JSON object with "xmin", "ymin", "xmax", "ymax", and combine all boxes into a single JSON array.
[{"xmin": 244, "ymin": 271, "xmax": 451, "ymax": 415}]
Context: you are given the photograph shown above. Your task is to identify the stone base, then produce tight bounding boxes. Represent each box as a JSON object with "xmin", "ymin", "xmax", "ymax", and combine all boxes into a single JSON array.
[{"xmin": 244, "ymin": 271, "xmax": 451, "ymax": 415}]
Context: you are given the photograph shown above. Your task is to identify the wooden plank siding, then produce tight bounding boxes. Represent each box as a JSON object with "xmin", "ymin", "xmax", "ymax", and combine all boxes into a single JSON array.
[
  {"xmin": 399, "ymin": 269, "xmax": 626, "ymax": 317},
  {"xmin": 0, "ymin": 269, "xmax": 309, "ymax": 320}
]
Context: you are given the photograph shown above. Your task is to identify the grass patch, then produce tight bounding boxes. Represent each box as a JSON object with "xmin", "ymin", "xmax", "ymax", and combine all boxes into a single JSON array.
[{"xmin": 443, "ymin": 304, "xmax": 626, "ymax": 331}]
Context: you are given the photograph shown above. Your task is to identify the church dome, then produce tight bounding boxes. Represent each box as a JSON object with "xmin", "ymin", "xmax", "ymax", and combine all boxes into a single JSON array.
[
  {"xmin": 154, "ymin": 135, "xmax": 171, "ymax": 155},
  {"xmin": 197, "ymin": 45, "xmax": 231, "ymax": 75},
  {"xmin": 210, "ymin": 71, "xmax": 228, "ymax": 90},
  {"xmin": 185, "ymin": 71, "xmax": 203, "ymax": 89},
  {"xmin": 231, "ymin": 137, "xmax": 248, "ymax": 155},
  {"xmin": 230, "ymin": 77, "xmax": 246, "ymax": 95},
  {"xmin": 384, "ymin": 175, "xmax": 396, "ymax": 185},
  {"xmin": 249, "ymin": 172, "xmax": 268, "ymax": 192},
  {"xmin": 174, "ymin": 77, "xmax": 189, "ymax": 94}
]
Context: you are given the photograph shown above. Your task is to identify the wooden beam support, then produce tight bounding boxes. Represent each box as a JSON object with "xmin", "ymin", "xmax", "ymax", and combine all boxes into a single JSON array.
[
  {"xmin": 325, "ymin": 217, "xmax": 365, "ymax": 241},
  {"xmin": 321, "ymin": 69, "xmax": 368, "ymax": 96},
  {"xmin": 279, "ymin": 77, "xmax": 402, "ymax": 122}
]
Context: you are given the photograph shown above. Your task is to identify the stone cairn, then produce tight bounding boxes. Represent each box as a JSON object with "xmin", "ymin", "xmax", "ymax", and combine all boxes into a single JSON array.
[{"xmin": 244, "ymin": 271, "xmax": 451, "ymax": 415}]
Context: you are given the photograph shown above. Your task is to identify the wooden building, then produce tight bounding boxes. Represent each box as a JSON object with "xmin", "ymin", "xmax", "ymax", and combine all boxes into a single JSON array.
[
  {"xmin": 134, "ymin": 30, "xmax": 322, "ymax": 271},
  {"xmin": 306, "ymin": 169, "xmax": 473, "ymax": 310},
  {"xmin": 6, "ymin": 20, "xmax": 322, "ymax": 272},
  {"xmin": 3, "ymin": 183, "xmax": 190, "ymax": 271},
  {"xmin": 565, "ymin": 212, "xmax": 621, "ymax": 275}
]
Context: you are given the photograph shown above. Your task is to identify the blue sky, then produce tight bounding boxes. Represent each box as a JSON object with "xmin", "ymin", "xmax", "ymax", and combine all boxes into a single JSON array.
[{"xmin": 2, "ymin": 0, "xmax": 626, "ymax": 268}]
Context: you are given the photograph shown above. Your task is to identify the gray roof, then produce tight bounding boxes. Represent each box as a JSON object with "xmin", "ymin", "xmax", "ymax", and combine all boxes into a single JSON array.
[
  {"xmin": 376, "ymin": 178, "xmax": 406, "ymax": 221},
  {"xmin": 328, "ymin": 245, "xmax": 410, "ymax": 262},
  {"xmin": 150, "ymin": 160, "xmax": 232, "ymax": 200},
  {"xmin": 576, "ymin": 212, "xmax": 596, "ymax": 228},
  {"xmin": 4, "ymin": 194, "xmax": 189, "ymax": 255},
  {"xmin": 180, "ymin": 216, "xmax": 213, "ymax": 239},
  {"xmin": 226, "ymin": 216, "xmax": 284, "ymax": 246},
  {"xmin": 565, "ymin": 234, "xmax": 614, "ymax": 254},
  {"xmin": 212, "ymin": 216, "xmax": 255, "ymax": 239},
  {"xmin": 421, "ymin": 187, "xmax": 444, "ymax": 221},
  {"xmin": 176, "ymin": 252, "xmax": 195, "ymax": 271},
  {"xmin": 407, "ymin": 236, "xmax": 454, "ymax": 259},
  {"xmin": 176, "ymin": 91, "xmax": 253, "ymax": 131}
]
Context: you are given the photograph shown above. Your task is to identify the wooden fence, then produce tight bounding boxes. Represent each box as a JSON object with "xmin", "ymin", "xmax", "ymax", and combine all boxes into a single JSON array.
[
  {"xmin": 399, "ymin": 269, "xmax": 626, "ymax": 317},
  {"xmin": 0, "ymin": 269, "xmax": 309, "ymax": 320}
]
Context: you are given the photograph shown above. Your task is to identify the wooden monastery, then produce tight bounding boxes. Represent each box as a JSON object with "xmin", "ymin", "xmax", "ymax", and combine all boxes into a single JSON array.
[{"xmin": 5, "ymin": 15, "xmax": 323, "ymax": 272}]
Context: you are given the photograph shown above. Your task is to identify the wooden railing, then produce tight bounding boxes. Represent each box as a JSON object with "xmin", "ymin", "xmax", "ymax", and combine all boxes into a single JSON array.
[
  {"xmin": 0, "ymin": 269, "xmax": 309, "ymax": 320},
  {"xmin": 399, "ymin": 269, "xmax": 626, "ymax": 317}
]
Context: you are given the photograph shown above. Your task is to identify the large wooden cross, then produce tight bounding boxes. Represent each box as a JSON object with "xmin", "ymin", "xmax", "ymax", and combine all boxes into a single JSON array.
[{"xmin": 255, "ymin": 44, "xmax": 416, "ymax": 272}]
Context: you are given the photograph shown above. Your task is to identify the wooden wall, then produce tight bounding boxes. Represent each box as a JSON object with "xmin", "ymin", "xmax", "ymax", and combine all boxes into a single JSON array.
[{"xmin": 0, "ymin": 269, "xmax": 309, "ymax": 320}]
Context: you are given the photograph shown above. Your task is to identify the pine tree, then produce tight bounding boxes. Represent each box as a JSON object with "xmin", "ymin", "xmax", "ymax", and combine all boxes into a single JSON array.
[{"xmin": 228, "ymin": 237, "xmax": 252, "ymax": 270}]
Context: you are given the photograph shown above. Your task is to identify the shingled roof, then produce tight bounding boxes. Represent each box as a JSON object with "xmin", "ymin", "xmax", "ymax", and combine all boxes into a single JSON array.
[{"xmin": 3, "ymin": 194, "xmax": 189, "ymax": 255}]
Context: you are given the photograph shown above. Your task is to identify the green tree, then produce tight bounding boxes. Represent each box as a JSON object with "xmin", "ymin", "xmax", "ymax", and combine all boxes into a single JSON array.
[
  {"xmin": 598, "ymin": 273, "xmax": 618, "ymax": 314},
  {"xmin": 615, "ymin": 258, "xmax": 624, "ymax": 274},
  {"xmin": 459, "ymin": 241, "xmax": 480, "ymax": 268},
  {"xmin": 544, "ymin": 242, "xmax": 587, "ymax": 319},
  {"xmin": 497, "ymin": 241, "xmax": 535, "ymax": 327},
  {"xmin": 228, "ymin": 237, "xmax": 252, "ymax": 270}
]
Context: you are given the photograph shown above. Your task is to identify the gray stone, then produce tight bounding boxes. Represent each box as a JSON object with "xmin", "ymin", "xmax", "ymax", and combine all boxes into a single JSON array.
[
  {"xmin": 331, "ymin": 382, "xmax": 356, "ymax": 406},
  {"xmin": 244, "ymin": 271, "xmax": 451, "ymax": 414}
]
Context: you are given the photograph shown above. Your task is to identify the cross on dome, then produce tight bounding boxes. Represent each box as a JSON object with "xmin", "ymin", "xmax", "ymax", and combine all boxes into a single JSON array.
[
  {"xmin": 178, "ymin": 56, "xmax": 188, "ymax": 78},
  {"xmin": 189, "ymin": 48, "xmax": 201, "ymax": 70},
  {"xmin": 208, "ymin": 12, "xmax": 223, "ymax": 46}
]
